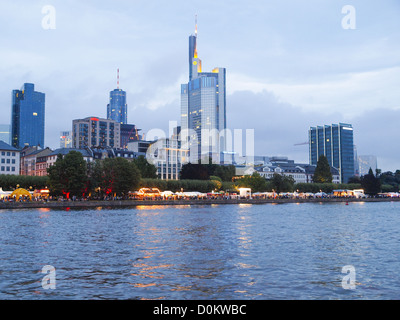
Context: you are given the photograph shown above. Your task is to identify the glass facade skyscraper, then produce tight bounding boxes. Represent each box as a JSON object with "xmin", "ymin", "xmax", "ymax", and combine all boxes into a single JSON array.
[
  {"xmin": 309, "ymin": 123, "xmax": 354, "ymax": 183},
  {"xmin": 11, "ymin": 83, "xmax": 45, "ymax": 149},
  {"xmin": 181, "ymin": 22, "xmax": 226, "ymax": 163},
  {"xmin": 107, "ymin": 89, "xmax": 127, "ymax": 125}
]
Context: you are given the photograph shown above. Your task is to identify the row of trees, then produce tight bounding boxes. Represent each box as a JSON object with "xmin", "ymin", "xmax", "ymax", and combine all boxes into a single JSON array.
[
  {"xmin": 47, "ymin": 152, "xmax": 157, "ymax": 198},
  {"xmin": 0, "ymin": 174, "xmax": 48, "ymax": 191},
  {"xmin": 179, "ymin": 163, "xmax": 236, "ymax": 182}
]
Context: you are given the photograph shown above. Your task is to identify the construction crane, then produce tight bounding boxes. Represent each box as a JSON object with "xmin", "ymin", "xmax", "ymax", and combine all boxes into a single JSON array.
[{"xmin": 294, "ymin": 142, "xmax": 309, "ymax": 146}]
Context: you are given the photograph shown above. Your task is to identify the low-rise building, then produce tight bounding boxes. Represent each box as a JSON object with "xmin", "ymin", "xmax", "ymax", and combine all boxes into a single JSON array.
[
  {"xmin": 20, "ymin": 146, "xmax": 52, "ymax": 176},
  {"xmin": 255, "ymin": 156, "xmax": 340, "ymax": 184},
  {"xmin": 47, "ymin": 148, "xmax": 93, "ymax": 168},
  {"xmin": 0, "ymin": 140, "xmax": 20, "ymax": 175}
]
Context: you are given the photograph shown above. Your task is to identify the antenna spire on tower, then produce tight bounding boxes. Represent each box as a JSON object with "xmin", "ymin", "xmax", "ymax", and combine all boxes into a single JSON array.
[
  {"xmin": 195, "ymin": 14, "xmax": 198, "ymax": 36},
  {"xmin": 117, "ymin": 68, "xmax": 120, "ymax": 89}
]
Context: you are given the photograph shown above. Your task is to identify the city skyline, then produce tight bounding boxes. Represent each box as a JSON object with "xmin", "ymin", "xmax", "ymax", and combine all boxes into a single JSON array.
[{"xmin": 0, "ymin": 1, "xmax": 399, "ymax": 171}]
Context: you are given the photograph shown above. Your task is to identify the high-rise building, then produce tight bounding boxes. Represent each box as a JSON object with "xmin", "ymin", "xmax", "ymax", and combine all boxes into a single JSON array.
[
  {"xmin": 107, "ymin": 69, "xmax": 127, "ymax": 124},
  {"xmin": 11, "ymin": 83, "xmax": 45, "ymax": 148},
  {"xmin": 309, "ymin": 123, "xmax": 354, "ymax": 183},
  {"xmin": 358, "ymin": 155, "xmax": 378, "ymax": 176},
  {"xmin": 72, "ymin": 117, "xmax": 120, "ymax": 149},
  {"xmin": 181, "ymin": 19, "xmax": 226, "ymax": 163},
  {"xmin": 120, "ymin": 124, "xmax": 141, "ymax": 149},
  {"xmin": 60, "ymin": 131, "xmax": 72, "ymax": 148}
]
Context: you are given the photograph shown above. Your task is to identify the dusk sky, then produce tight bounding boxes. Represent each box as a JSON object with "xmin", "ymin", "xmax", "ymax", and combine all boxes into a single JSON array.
[{"xmin": 1, "ymin": 0, "xmax": 399, "ymax": 171}]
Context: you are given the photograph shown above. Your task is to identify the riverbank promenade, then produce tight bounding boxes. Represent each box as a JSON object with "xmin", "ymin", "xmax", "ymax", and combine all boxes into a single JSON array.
[{"xmin": 1, "ymin": 196, "xmax": 400, "ymax": 210}]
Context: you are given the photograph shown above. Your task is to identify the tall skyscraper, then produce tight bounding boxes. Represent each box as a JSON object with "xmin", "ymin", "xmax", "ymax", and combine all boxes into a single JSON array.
[
  {"xmin": 309, "ymin": 123, "xmax": 354, "ymax": 183},
  {"xmin": 11, "ymin": 83, "xmax": 45, "ymax": 148},
  {"xmin": 181, "ymin": 18, "xmax": 226, "ymax": 163},
  {"xmin": 107, "ymin": 69, "xmax": 127, "ymax": 124}
]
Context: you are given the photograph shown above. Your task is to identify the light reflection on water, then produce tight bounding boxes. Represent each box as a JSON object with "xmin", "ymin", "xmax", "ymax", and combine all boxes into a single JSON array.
[{"xmin": 0, "ymin": 202, "xmax": 400, "ymax": 299}]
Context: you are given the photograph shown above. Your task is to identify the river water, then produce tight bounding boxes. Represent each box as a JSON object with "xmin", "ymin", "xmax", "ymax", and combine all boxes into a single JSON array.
[{"xmin": 0, "ymin": 201, "xmax": 399, "ymax": 300}]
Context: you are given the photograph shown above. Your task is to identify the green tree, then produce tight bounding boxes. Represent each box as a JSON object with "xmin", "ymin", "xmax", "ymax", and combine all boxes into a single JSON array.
[
  {"xmin": 235, "ymin": 172, "xmax": 269, "ymax": 192},
  {"xmin": 213, "ymin": 165, "xmax": 236, "ymax": 182},
  {"xmin": 95, "ymin": 157, "xmax": 141, "ymax": 196},
  {"xmin": 313, "ymin": 155, "xmax": 333, "ymax": 183},
  {"xmin": 47, "ymin": 151, "xmax": 88, "ymax": 198},
  {"xmin": 270, "ymin": 174, "xmax": 295, "ymax": 193},
  {"xmin": 361, "ymin": 168, "xmax": 381, "ymax": 195},
  {"xmin": 180, "ymin": 163, "xmax": 210, "ymax": 180},
  {"xmin": 132, "ymin": 155, "xmax": 157, "ymax": 179}
]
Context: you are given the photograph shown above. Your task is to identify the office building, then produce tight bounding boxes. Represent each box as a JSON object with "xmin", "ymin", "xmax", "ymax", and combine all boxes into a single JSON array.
[
  {"xmin": 11, "ymin": 83, "xmax": 45, "ymax": 148},
  {"xmin": 309, "ymin": 123, "xmax": 354, "ymax": 183},
  {"xmin": 72, "ymin": 117, "xmax": 120, "ymax": 149},
  {"xmin": 120, "ymin": 124, "xmax": 141, "ymax": 149},
  {"xmin": 127, "ymin": 140, "xmax": 153, "ymax": 155},
  {"xmin": 181, "ymin": 19, "xmax": 226, "ymax": 163},
  {"xmin": 0, "ymin": 125, "xmax": 11, "ymax": 145},
  {"xmin": 358, "ymin": 155, "xmax": 378, "ymax": 177},
  {"xmin": 107, "ymin": 70, "xmax": 127, "ymax": 124},
  {"xmin": 0, "ymin": 140, "xmax": 20, "ymax": 175},
  {"xmin": 60, "ymin": 131, "xmax": 72, "ymax": 148},
  {"xmin": 147, "ymin": 138, "xmax": 189, "ymax": 180}
]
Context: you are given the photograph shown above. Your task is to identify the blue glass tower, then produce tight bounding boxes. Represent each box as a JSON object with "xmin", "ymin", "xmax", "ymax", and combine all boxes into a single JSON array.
[
  {"xmin": 309, "ymin": 123, "xmax": 355, "ymax": 183},
  {"xmin": 181, "ymin": 20, "xmax": 226, "ymax": 163},
  {"xmin": 11, "ymin": 83, "xmax": 45, "ymax": 149},
  {"xmin": 107, "ymin": 89, "xmax": 127, "ymax": 125}
]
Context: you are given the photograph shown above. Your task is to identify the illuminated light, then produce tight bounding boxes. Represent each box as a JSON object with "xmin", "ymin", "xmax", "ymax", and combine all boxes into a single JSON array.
[
  {"xmin": 33, "ymin": 112, "xmax": 38, "ymax": 116},
  {"xmin": 90, "ymin": 117, "xmax": 99, "ymax": 121},
  {"xmin": 212, "ymin": 68, "xmax": 219, "ymax": 73},
  {"xmin": 193, "ymin": 61, "xmax": 197, "ymax": 65}
]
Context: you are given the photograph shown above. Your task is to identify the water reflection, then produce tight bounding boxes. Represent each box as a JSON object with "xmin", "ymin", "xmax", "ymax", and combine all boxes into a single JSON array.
[{"xmin": 1, "ymin": 202, "xmax": 400, "ymax": 299}]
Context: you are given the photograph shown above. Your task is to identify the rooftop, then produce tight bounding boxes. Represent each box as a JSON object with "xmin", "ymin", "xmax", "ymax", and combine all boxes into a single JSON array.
[{"xmin": 0, "ymin": 140, "xmax": 19, "ymax": 152}]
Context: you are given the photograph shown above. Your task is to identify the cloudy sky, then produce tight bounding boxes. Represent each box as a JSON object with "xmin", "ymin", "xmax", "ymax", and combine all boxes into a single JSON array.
[{"xmin": 1, "ymin": 0, "xmax": 399, "ymax": 171}]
